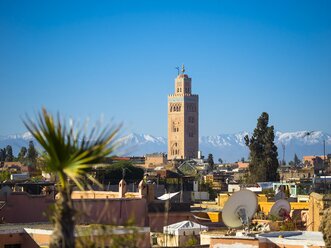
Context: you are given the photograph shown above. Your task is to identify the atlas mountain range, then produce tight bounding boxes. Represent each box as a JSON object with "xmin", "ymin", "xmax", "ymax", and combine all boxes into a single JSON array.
[{"xmin": 1, "ymin": 131, "xmax": 330, "ymax": 163}]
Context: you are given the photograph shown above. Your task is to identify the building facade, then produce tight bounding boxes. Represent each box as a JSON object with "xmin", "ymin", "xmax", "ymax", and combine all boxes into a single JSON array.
[
  {"xmin": 144, "ymin": 153, "xmax": 167, "ymax": 168},
  {"xmin": 168, "ymin": 66, "xmax": 199, "ymax": 160}
]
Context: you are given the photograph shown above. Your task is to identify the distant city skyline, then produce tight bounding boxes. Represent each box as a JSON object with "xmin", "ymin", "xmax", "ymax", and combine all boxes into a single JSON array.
[{"xmin": 1, "ymin": 1, "xmax": 331, "ymax": 136}]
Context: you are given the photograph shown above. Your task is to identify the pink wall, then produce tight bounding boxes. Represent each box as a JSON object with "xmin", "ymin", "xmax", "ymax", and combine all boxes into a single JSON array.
[
  {"xmin": 73, "ymin": 198, "xmax": 148, "ymax": 226},
  {"xmin": 0, "ymin": 192, "xmax": 149, "ymax": 227},
  {"xmin": 0, "ymin": 192, "xmax": 54, "ymax": 223}
]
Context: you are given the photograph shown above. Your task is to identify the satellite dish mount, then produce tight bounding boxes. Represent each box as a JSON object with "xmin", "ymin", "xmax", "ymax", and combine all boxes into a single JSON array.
[{"xmin": 222, "ymin": 189, "xmax": 258, "ymax": 235}]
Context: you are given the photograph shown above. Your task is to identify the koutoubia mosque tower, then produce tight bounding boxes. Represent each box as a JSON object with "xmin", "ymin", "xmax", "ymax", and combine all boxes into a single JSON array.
[{"xmin": 168, "ymin": 65, "xmax": 199, "ymax": 160}]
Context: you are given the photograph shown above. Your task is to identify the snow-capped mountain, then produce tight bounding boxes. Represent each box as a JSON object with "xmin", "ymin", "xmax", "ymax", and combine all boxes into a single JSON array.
[
  {"xmin": 0, "ymin": 131, "xmax": 41, "ymax": 153},
  {"xmin": 199, "ymin": 131, "xmax": 331, "ymax": 162},
  {"xmin": 117, "ymin": 133, "xmax": 167, "ymax": 156},
  {"xmin": 1, "ymin": 131, "xmax": 330, "ymax": 163}
]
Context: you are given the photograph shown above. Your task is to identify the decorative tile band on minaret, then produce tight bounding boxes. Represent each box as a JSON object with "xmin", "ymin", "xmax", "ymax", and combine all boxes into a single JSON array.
[{"xmin": 167, "ymin": 65, "xmax": 199, "ymax": 160}]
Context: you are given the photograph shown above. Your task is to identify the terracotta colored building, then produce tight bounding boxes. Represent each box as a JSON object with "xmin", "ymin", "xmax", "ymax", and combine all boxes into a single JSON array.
[
  {"xmin": 0, "ymin": 179, "xmax": 193, "ymax": 242},
  {"xmin": 303, "ymin": 155, "xmax": 326, "ymax": 166},
  {"xmin": 236, "ymin": 161, "xmax": 250, "ymax": 169},
  {"xmin": 168, "ymin": 65, "xmax": 199, "ymax": 160},
  {"xmin": 144, "ymin": 153, "xmax": 167, "ymax": 168}
]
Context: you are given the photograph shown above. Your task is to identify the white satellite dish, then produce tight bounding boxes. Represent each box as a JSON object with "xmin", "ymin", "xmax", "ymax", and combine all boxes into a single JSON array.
[
  {"xmin": 222, "ymin": 189, "xmax": 258, "ymax": 229},
  {"xmin": 269, "ymin": 199, "xmax": 291, "ymax": 219}
]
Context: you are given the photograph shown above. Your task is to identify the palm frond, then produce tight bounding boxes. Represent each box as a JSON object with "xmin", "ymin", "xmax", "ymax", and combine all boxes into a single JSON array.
[{"xmin": 24, "ymin": 108, "xmax": 121, "ymax": 189}]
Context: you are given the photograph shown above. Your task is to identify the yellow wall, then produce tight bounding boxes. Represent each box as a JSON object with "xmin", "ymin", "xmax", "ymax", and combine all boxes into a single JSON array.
[
  {"xmin": 308, "ymin": 192, "xmax": 331, "ymax": 231},
  {"xmin": 218, "ymin": 194, "xmax": 268, "ymax": 208},
  {"xmin": 219, "ymin": 193, "xmax": 308, "ymax": 215},
  {"xmin": 207, "ymin": 212, "xmax": 222, "ymax": 223},
  {"xmin": 259, "ymin": 201, "xmax": 308, "ymax": 215},
  {"xmin": 257, "ymin": 194, "xmax": 268, "ymax": 202},
  {"xmin": 218, "ymin": 194, "xmax": 229, "ymax": 208}
]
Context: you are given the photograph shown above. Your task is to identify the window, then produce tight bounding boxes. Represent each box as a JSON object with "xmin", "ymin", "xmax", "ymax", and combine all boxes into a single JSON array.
[{"xmin": 186, "ymin": 103, "xmax": 196, "ymax": 112}]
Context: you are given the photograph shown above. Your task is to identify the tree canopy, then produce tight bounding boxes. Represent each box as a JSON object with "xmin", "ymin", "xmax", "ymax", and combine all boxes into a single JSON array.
[
  {"xmin": 244, "ymin": 112, "xmax": 279, "ymax": 183},
  {"xmin": 96, "ymin": 161, "xmax": 144, "ymax": 185},
  {"xmin": 207, "ymin": 153, "xmax": 214, "ymax": 172},
  {"xmin": 17, "ymin": 146, "xmax": 27, "ymax": 163},
  {"xmin": 294, "ymin": 153, "xmax": 301, "ymax": 166},
  {"xmin": 5, "ymin": 145, "xmax": 13, "ymax": 162},
  {"xmin": 207, "ymin": 153, "xmax": 214, "ymax": 166},
  {"xmin": 27, "ymin": 140, "xmax": 38, "ymax": 166}
]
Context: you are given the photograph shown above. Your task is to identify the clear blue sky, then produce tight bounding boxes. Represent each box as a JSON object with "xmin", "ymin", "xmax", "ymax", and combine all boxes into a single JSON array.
[{"xmin": 1, "ymin": 0, "xmax": 331, "ymax": 137}]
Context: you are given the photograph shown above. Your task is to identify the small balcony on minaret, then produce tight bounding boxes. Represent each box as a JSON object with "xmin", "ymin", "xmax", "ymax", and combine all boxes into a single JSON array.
[{"xmin": 175, "ymin": 74, "xmax": 192, "ymax": 96}]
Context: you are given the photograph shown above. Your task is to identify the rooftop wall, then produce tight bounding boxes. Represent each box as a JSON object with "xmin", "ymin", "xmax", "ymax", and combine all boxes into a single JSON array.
[
  {"xmin": 0, "ymin": 192, "xmax": 54, "ymax": 223},
  {"xmin": 73, "ymin": 198, "xmax": 148, "ymax": 226},
  {"xmin": 308, "ymin": 192, "xmax": 331, "ymax": 231}
]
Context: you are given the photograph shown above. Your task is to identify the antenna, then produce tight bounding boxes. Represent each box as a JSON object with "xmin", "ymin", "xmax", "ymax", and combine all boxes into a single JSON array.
[
  {"xmin": 175, "ymin": 66, "xmax": 180, "ymax": 75},
  {"xmin": 269, "ymin": 199, "xmax": 291, "ymax": 220},
  {"xmin": 222, "ymin": 189, "xmax": 258, "ymax": 233}
]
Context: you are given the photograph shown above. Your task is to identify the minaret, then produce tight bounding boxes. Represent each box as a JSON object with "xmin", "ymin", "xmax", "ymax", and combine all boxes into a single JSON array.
[{"xmin": 168, "ymin": 65, "xmax": 199, "ymax": 160}]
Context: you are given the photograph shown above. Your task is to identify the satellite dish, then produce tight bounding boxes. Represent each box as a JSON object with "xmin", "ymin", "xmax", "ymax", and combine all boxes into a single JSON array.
[
  {"xmin": 222, "ymin": 189, "xmax": 258, "ymax": 228},
  {"xmin": 269, "ymin": 199, "xmax": 291, "ymax": 219}
]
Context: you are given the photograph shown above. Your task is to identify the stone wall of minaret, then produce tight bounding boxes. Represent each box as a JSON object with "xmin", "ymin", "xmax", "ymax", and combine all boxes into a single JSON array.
[{"xmin": 167, "ymin": 71, "xmax": 199, "ymax": 160}]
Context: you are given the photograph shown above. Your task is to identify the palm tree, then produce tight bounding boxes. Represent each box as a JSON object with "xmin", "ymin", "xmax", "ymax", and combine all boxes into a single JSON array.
[{"xmin": 24, "ymin": 108, "xmax": 120, "ymax": 248}]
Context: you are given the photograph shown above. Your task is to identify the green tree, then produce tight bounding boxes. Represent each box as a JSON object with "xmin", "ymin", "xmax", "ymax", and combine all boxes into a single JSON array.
[
  {"xmin": 5, "ymin": 145, "xmax": 14, "ymax": 162},
  {"xmin": 24, "ymin": 108, "xmax": 120, "ymax": 248},
  {"xmin": 0, "ymin": 148, "xmax": 5, "ymax": 162},
  {"xmin": 27, "ymin": 141, "xmax": 38, "ymax": 166},
  {"xmin": 244, "ymin": 112, "xmax": 279, "ymax": 183},
  {"xmin": 97, "ymin": 161, "xmax": 144, "ymax": 185},
  {"xmin": 218, "ymin": 158, "xmax": 223, "ymax": 164},
  {"xmin": 207, "ymin": 153, "xmax": 214, "ymax": 171},
  {"xmin": 207, "ymin": 153, "xmax": 214, "ymax": 165},
  {"xmin": 0, "ymin": 170, "xmax": 10, "ymax": 181},
  {"xmin": 293, "ymin": 153, "xmax": 300, "ymax": 166},
  {"xmin": 17, "ymin": 146, "xmax": 27, "ymax": 163}
]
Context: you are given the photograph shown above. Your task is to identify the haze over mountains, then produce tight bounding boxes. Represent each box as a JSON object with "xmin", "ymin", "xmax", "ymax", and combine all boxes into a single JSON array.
[{"xmin": 1, "ymin": 131, "xmax": 330, "ymax": 163}]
